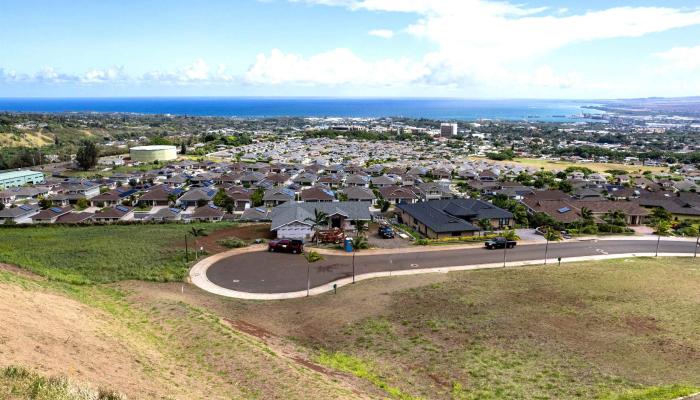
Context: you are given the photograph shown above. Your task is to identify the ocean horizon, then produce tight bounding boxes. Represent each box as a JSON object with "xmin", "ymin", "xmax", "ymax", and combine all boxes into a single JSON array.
[{"xmin": 0, "ymin": 97, "xmax": 604, "ymax": 122}]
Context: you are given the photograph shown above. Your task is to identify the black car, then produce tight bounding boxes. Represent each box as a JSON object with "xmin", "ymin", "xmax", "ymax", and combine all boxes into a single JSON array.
[
  {"xmin": 484, "ymin": 237, "xmax": 517, "ymax": 250},
  {"xmin": 268, "ymin": 239, "xmax": 304, "ymax": 254},
  {"xmin": 378, "ymin": 225, "xmax": 395, "ymax": 239}
]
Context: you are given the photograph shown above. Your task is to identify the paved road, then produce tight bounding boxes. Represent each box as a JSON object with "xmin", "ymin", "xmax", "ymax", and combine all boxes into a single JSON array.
[{"xmin": 206, "ymin": 239, "xmax": 698, "ymax": 294}]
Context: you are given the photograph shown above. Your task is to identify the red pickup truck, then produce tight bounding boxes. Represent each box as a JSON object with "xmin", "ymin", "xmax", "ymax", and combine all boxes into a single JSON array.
[{"xmin": 268, "ymin": 239, "xmax": 304, "ymax": 254}]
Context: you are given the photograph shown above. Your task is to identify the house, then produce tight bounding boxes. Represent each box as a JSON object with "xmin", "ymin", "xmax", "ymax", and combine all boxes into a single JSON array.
[
  {"xmin": 188, "ymin": 204, "xmax": 225, "ymax": 222},
  {"xmin": 90, "ymin": 187, "xmax": 139, "ymax": 207},
  {"xmin": 263, "ymin": 187, "xmax": 296, "ymax": 207},
  {"xmin": 270, "ymin": 202, "xmax": 372, "ymax": 241},
  {"xmin": 293, "ymin": 172, "xmax": 317, "ymax": 186},
  {"xmin": 633, "ymin": 191, "xmax": 700, "ymax": 219},
  {"xmin": 0, "ymin": 204, "xmax": 40, "ymax": 224},
  {"xmin": 344, "ymin": 174, "xmax": 370, "ymax": 187},
  {"xmin": 378, "ymin": 185, "xmax": 420, "ymax": 204},
  {"xmin": 479, "ymin": 170, "xmax": 499, "ymax": 182},
  {"xmin": 341, "ymin": 186, "xmax": 376, "ymax": 204},
  {"xmin": 92, "ymin": 205, "xmax": 134, "ymax": 223},
  {"xmin": 317, "ymin": 174, "xmax": 343, "ymax": 189},
  {"xmin": 178, "ymin": 187, "xmax": 217, "ymax": 208},
  {"xmin": 522, "ymin": 191, "xmax": 649, "ymax": 225},
  {"xmin": 56, "ymin": 212, "xmax": 94, "ymax": 224},
  {"xmin": 240, "ymin": 207, "xmax": 271, "ymax": 222},
  {"xmin": 57, "ymin": 181, "xmax": 101, "ymax": 202},
  {"xmin": 138, "ymin": 186, "xmax": 183, "ymax": 207},
  {"xmin": 148, "ymin": 207, "xmax": 182, "ymax": 222},
  {"xmin": 397, "ymin": 199, "xmax": 513, "ymax": 239},
  {"xmin": 370, "ymin": 175, "xmax": 395, "ymax": 188},
  {"xmin": 31, "ymin": 206, "xmax": 73, "ymax": 224},
  {"xmin": 416, "ymin": 182, "xmax": 453, "ymax": 201},
  {"xmin": 225, "ymin": 186, "xmax": 253, "ymax": 211},
  {"xmin": 300, "ymin": 186, "xmax": 336, "ymax": 203}
]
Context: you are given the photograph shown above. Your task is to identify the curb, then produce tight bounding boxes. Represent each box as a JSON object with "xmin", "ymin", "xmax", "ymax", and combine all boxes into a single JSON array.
[{"xmin": 189, "ymin": 250, "xmax": 696, "ymax": 301}]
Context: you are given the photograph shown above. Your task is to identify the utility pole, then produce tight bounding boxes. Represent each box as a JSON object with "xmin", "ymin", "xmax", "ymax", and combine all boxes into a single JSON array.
[
  {"xmin": 544, "ymin": 233, "xmax": 550, "ymax": 265},
  {"xmin": 695, "ymin": 236, "xmax": 699, "ymax": 258},
  {"xmin": 655, "ymin": 231, "xmax": 661, "ymax": 257},
  {"xmin": 502, "ymin": 242, "xmax": 508, "ymax": 268}
]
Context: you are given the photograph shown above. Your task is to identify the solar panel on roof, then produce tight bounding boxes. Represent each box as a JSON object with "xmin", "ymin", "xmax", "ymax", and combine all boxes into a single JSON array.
[
  {"xmin": 116, "ymin": 205, "xmax": 129, "ymax": 212},
  {"xmin": 19, "ymin": 205, "xmax": 32, "ymax": 211},
  {"xmin": 557, "ymin": 207, "xmax": 571, "ymax": 214},
  {"xmin": 50, "ymin": 207, "xmax": 62, "ymax": 213},
  {"xmin": 209, "ymin": 204, "xmax": 218, "ymax": 209}
]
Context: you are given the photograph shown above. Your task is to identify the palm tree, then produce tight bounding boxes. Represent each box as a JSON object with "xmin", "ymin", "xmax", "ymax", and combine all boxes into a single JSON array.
[
  {"xmin": 502, "ymin": 229, "xmax": 520, "ymax": 241},
  {"xmin": 353, "ymin": 219, "xmax": 368, "ymax": 237},
  {"xmin": 580, "ymin": 207, "xmax": 593, "ymax": 224},
  {"xmin": 654, "ymin": 220, "xmax": 672, "ymax": 257},
  {"xmin": 543, "ymin": 226, "xmax": 562, "ymax": 265},
  {"xmin": 351, "ymin": 236, "xmax": 369, "ymax": 250},
  {"xmin": 305, "ymin": 209, "xmax": 329, "ymax": 243},
  {"xmin": 304, "ymin": 251, "xmax": 324, "ymax": 296},
  {"xmin": 605, "ymin": 210, "xmax": 627, "ymax": 227}
]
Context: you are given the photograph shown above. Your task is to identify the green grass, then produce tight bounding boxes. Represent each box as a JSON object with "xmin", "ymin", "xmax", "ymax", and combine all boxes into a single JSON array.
[
  {"xmin": 314, "ymin": 257, "xmax": 700, "ymax": 399},
  {"xmin": 317, "ymin": 351, "xmax": 417, "ymax": 400},
  {"xmin": 0, "ymin": 223, "xmax": 236, "ymax": 284},
  {"xmin": 0, "ymin": 366, "xmax": 124, "ymax": 400},
  {"xmin": 601, "ymin": 385, "xmax": 699, "ymax": 400}
]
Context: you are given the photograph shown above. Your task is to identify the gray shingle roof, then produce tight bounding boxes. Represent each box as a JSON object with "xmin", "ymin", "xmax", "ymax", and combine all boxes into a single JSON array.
[{"xmin": 270, "ymin": 202, "xmax": 371, "ymax": 231}]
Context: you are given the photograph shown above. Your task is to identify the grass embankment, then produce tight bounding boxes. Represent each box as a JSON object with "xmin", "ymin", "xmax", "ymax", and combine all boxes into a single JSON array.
[
  {"xmin": 280, "ymin": 257, "xmax": 700, "ymax": 399},
  {"xmin": 0, "ymin": 223, "xmax": 237, "ymax": 284},
  {"xmin": 0, "ymin": 269, "xmax": 359, "ymax": 399}
]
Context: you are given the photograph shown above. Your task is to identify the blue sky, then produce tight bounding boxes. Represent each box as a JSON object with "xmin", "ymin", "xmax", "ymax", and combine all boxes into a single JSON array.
[{"xmin": 1, "ymin": 0, "xmax": 700, "ymax": 98}]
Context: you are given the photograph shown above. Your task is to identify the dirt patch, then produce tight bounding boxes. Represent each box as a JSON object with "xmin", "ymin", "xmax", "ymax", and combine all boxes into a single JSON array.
[
  {"xmin": 191, "ymin": 223, "xmax": 274, "ymax": 254},
  {"xmin": 225, "ymin": 318, "xmax": 274, "ymax": 340},
  {"xmin": 0, "ymin": 284, "xmax": 177, "ymax": 398},
  {"xmin": 0, "ymin": 264, "xmax": 45, "ymax": 280},
  {"xmin": 625, "ymin": 315, "xmax": 662, "ymax": 335}
]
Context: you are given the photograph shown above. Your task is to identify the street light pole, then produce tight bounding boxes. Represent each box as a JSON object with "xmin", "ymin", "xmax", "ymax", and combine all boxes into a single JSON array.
[
  {"xmin": 695, "ymin": 236, "xmax": 699, "ymax": 258},
  {"xmin": 306, "ymin": 262, "xmax": 311, "ymax": 297},
  {"xmin": 544, "ymin": 234, "xmax": 550, "ymax": 265},
  {"xmin": 352, "ymin": 249, "xmax": 356, "ymax": 283},
  {"xmin": 655, "ymin": 232, "xmax": 661, "ymax": 257},
  {"xmin": 503, "ymin": 242, "xmax": 508, "ymax": 268}
]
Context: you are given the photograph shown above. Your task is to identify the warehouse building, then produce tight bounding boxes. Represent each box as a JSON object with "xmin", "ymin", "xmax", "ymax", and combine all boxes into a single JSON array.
[
  {"xmin": 129, "ymin": 145, "xmax": 178, "ymax": 163},
  {"xmin": 0, "ymin": 170, "xmax": 45, "ymax": 189}
]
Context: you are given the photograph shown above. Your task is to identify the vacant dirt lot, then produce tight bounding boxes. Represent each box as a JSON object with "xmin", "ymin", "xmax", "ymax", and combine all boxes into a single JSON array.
[{"xmin": 192, "ymin": 223, "xmax": 274, "ymax": 253}]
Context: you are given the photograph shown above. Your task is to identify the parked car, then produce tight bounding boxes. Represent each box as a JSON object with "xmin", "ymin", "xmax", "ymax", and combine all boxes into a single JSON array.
[
  {"xmin": 484, "ymin": 237, "xmax": 517, "ymax": 250},
  {"xmin": 268, "ymin": 239, "xmax": 304, "ymax": 254},
  {"xmin": 534, "ymin": 226, "xmax": 548, "ymax": 236},
  {"xmin": 378, "ymin": 225, "xmax": 395, "ymax": 239}
]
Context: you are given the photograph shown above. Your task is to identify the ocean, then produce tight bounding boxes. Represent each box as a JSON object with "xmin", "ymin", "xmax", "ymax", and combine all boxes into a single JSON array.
[{"xmin": 0, "ymin": 97, "xmax": 604, "ymax": 122}]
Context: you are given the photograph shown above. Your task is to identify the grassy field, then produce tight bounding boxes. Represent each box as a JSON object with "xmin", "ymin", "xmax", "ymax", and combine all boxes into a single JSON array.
[
  {"xmin": 233, "ymin": 257, "xmax": 700, "ymax": 400},
  {"xmin": 0, "ymin": 269, "xmax": 363, "ymax": 399},
  {"xmin": 469, "ymin": 156, "xmax": 669, "ymax": 174},
  {"xmin": 0, "ymin": 223, "xmax": 238, "ymax": 284}
]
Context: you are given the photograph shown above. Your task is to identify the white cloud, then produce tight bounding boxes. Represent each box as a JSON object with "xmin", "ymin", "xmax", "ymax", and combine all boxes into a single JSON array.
[
  {"xmin": 655, "ymin": 45, "xmax": 700, "ymax": 71},
  {"xmin": 368, "ymin": 29, "xmax": 394, "ymax": 39},
  {"xmin": 244, "ymin": 48, "xmax": 430, "ymax": 86},
  {"xmin": 82, "ymin": 66, "xmax": 128, "ymax": 83},
  {"xmin": 290, "ymin": 0, "xmax": 700, "ymax": 91}
]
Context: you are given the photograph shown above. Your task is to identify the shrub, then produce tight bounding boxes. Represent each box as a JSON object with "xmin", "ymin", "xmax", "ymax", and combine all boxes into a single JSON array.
[{"xmin": 217, "ymin": 237, "xmax": 248, "ymax": 249}]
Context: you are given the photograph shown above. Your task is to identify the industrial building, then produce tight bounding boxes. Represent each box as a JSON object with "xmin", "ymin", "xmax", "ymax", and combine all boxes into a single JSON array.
[
  {"xmin": 0, "ymin": 170, "xmax": 45, "ymax": 189},
  {"xmin": 129, "ymin": 145, "xmax": 178, "ymax": 163}
]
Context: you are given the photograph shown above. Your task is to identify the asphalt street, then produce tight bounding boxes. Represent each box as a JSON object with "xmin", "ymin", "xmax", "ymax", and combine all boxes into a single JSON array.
[{"xmin": 206, "ymin": 239, "xmax": 698, "ymax": 294}]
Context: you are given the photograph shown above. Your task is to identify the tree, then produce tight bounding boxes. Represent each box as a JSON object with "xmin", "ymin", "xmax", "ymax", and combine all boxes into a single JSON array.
[
  {"xmin": 196, "ymin": 199, "xmax": 208, "ymax": 208},
  {"xmin": 477, "ymin": 218, "xmax": 492, "ymax": 232},
  {"xmin": 353, "ymin": 219, "xmax": 368, "ymax": 237},
  {"xmin": 304, "ymin": 251, "xmax": 324, "ymax": 296},
  {"xmin": 76, "ymin": 140, "xmax": 99, "ymax": 170},
  {"xmin": 76, "ymin": 198, "xmax": 88, "ymax": 210},
  {"xmin": 580, "ymin": 207, "xmax": 593, "ymax": 223},
  {"xmin": 38, "ymin": 197, "xmax": 52, "ymax": 210},
  {"xmin": 543, "ymin": 227, "xmax": 562, "ymax": 242},
  {"xmin": 378, "ymin": 199, "xmax": 390, "ymax": 213},
  {"xmin": 251, "ymin": 187, "xmax": 265, "ymax": 207},
  {"xmin": 351, "ymin": 236, "xmax": 369, "ymax": 250},
  {"xmin": 180, "ymin": 142, "xmax": 187, "ymax": 155},
  {"xmin": 502, "ymin": 229, "xmax": 520, "ymax": 241},
  {"xmin": 605, "ymin": 210, "xmax": 627, "ymax": 227},
  {"xmin": 650, "ymin": 207, "xmax": 672, "ymax": 223},
  {"xmin": 305, "ymin": 209, "xmax": 329, "ymax": 230}
]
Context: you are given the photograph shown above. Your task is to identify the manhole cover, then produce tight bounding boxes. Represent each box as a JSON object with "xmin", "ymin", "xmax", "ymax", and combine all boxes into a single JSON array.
[{"xmin": 410, "ymin": 263, "xmax": 419, "ymax": 268}]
